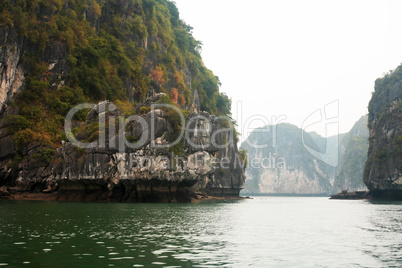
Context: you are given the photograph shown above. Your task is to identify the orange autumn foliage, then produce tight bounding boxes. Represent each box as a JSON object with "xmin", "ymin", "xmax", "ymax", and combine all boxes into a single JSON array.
[
  {"xmin": 178, "ymin": 93, "xmax": 186, "ymax": 107},
  {"xmin": 174, "ymin": 72, "xmax": 185, "ymax": 90},
  {"xmin": 169, "ymin": 88, "xmax": 179, "ymax": 104},
  {"xmin": 150, "ymin": 66, "xmax": 165, "ymax": 84}
]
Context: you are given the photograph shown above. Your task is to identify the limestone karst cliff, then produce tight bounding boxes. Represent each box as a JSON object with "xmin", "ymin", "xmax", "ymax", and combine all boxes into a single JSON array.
[
  {"xmin": 363, "ymin": 66, "xmax": 402, "ymax": 199},
  {"xmin": 0, "ymin": 95, "xmax": 245, "ymax": 202},
  {"xmin": 0, "ymin": 0, "xmax": 243, "ymax": 201}
]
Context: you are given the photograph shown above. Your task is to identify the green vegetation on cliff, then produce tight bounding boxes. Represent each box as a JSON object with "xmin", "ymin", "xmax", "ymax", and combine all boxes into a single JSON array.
[{"xmin": 0, "ymin": 0, "xmax": 230, "ymax": 149}]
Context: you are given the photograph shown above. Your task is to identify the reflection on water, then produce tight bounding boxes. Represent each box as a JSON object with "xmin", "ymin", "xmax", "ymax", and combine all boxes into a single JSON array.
[{"xmin": 0, "ymin": 197, "xmax": 401, "ymax": 267}]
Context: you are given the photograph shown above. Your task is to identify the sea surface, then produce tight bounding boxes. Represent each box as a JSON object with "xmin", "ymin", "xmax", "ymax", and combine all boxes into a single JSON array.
[{"xmin": 0, "ymin": 196, "xmax": 401, "ymax": 267}]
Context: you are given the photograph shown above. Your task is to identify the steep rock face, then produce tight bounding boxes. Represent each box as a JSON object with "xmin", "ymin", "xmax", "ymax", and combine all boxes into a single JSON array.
[
  {"xmin": 0, "ymin": 25, "xmax": 70, "ymax": 113},
  {"xmin": 0, "ymin": 96, "xmax": 245, "ymax": 202},
  {"xmin": 241, "ymin": 124, "xmax": 333, "ymax": 195},
  {"xmin": 0, "ymin": 28, "xmax": 25, "ymax": 112},
  {"xmin": 364, "ymin": 67, "xmax": 402, "ymax": 199},
  {"xmin": 334, "ymin": 115, "xmax": 369, "ymax": 191}
]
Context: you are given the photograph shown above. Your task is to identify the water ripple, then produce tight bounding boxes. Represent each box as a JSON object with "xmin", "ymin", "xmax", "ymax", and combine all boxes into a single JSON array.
[{"xmin": 0, "ymin": 198, "xmax": 401, "ymax": 267}]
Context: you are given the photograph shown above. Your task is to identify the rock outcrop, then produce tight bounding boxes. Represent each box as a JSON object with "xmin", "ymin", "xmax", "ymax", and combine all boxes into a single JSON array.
[
  {"xmin": 330, "ymin": 190, "xmax": 370, "ymax": 200},
  {"xmin": 363, "ymin": 67, "xmax": 402, "ymax": 199},
  {"xmin": 0, "ymin": 96, "xmax": 245, "ymax": 202}
]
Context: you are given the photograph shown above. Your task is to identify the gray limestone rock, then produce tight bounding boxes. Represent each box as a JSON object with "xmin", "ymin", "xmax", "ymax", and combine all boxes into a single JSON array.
[
  {"xmin": 0, "ymin": 96, "xmax": 245, "ymax": 202},
  {"xmin": 363, "ymin": 68, "xmax": 402, "ymax": 199}
]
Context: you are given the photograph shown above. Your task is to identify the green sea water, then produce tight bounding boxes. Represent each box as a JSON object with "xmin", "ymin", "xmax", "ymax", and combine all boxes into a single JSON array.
[{"xmin": 0, "ymin": 197, "xmax": 401, "ymax": 267}]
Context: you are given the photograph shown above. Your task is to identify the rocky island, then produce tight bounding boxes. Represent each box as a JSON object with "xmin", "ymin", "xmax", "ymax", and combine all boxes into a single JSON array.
[
  {"xmin": 363, "ymin": 66, "xmax": 402, "ymax": 200},
  {"xmin": 0, "ymin": 95, "xmax": 245, "ymax": 202},
  {"xmin": 0, "ymin": 0, "xmax": 245, "ymax": 202}
]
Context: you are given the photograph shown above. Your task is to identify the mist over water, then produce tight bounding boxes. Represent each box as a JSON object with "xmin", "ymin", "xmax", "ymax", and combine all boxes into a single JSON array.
[{"xmin": 0, "ymin": 197, "xmax": 401, "ymax": 267}]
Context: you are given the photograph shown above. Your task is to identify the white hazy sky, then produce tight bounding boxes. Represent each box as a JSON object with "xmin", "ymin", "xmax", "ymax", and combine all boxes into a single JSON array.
[{"xmin": 173, "ymin": 0, "xmax": 402, "ymax": 142}]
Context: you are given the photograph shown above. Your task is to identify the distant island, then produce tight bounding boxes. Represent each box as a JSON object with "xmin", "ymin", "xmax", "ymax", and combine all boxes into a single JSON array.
[{"xmin": 241, "ymin": 116, "xmax": 368, "ymax": 196}]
